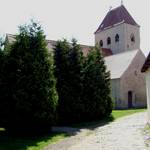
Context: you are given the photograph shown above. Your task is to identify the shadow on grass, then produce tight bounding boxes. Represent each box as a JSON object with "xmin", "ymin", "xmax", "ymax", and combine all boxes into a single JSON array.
[{"xmin": 0, "ymin": 128, "xmax": 68, "ymax": 150}]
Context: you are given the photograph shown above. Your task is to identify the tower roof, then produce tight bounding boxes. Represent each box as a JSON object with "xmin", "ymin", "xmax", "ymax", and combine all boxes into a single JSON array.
[{"xmin": 95, "ymin": 5, "xmax": 139, "ymax": 33}]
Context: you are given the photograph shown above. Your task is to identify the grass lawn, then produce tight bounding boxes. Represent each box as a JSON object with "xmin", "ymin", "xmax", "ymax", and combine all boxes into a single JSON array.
[
  {"xmin": 0, "ymin": 109, "xmax": 146, "ymax": 150},
  {"xmin": 0, "ymin": 129, "xmax": 68, "ymax": 150},
  {"xmin": 112, "ymin": 108, "xmax": 146, "ymax": 120}
]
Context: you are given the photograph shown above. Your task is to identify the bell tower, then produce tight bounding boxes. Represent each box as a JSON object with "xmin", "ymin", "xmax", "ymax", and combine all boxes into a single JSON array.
[{"xmin": 95, "ymin": 5, "xmax": 140, "ymax": 55}]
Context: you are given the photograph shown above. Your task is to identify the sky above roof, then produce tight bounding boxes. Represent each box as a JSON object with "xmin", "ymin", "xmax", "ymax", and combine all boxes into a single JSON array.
[{"xmin": 0, "ymin": 0, "xmax": 149, "ymax": 55}]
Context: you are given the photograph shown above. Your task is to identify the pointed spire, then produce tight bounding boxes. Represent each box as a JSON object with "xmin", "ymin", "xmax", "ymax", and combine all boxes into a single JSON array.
[{"xmin": 95, "ymin": 5, "xmax": 139, "ymax": 33}]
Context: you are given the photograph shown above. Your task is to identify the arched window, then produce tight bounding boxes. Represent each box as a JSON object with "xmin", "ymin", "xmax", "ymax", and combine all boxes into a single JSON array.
[
  {"xmin": 107, "ymin": 37, "xmax": 111, "ymax": 45},
  {"xmin": 130, "ymin": 34, "xmax": 135, "ymax": 42},
  {"xmin": 115, "ymin": 34, "xmax": 119, "ymax": 42},
  {"xmin": 99, "ymin": 40, "xmax": 103, "ymax": 47}
]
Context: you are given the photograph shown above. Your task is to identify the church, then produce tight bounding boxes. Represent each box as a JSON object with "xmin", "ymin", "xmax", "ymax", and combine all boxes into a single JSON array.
[
  {"xmin": 6, "ymin": 4, "xmax": 147, "ymax": 109},
  {"xmin": 94, "ymin": 4, "xmax": 146, "ymax": 109}
]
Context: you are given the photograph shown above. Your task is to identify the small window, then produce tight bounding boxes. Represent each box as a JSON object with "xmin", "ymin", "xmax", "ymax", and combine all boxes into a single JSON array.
[
  {"xmin": 115, "ymin": 34, "xmax": 119, "ymax": 42},
  {"xmin": 130, "ymin": 34, "xmax": 135, "ymax": 42},
  {"xmin": 107, "ymin": 37, "xmax": 111, "ymax": 45},
  {"xmin": 99, "ymin": 40, "xmax": 103, "ymax": 47}
]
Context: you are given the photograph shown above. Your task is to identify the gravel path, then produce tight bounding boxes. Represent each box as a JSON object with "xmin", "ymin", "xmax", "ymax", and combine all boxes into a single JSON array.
[{"xmin": 45, "ymin": 112, "xmax": 149, "ymax": 150}]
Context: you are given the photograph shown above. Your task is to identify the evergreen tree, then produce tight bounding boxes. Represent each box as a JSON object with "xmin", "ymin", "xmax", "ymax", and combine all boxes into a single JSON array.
[
  {"xmin": 0, "ymin": 39, "xmax": 6, "ymax": 126},
  {"xmin": 82, "ymin": 46, "xmax": 113, "ymax": 121},
  {"xmin": 3, "ymin": 21, "xmax": 58, "ymax": 133},
  {"xmin": 54, "ymin": 39, "xmax": 84, "ymax": 124}
]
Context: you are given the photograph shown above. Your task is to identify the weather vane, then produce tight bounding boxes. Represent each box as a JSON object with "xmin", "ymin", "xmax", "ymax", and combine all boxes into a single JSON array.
[
  {"xmin": 109, "ymin": 6, "xmax": 112, "ymax": 11},
  {"xmin": 121, "ymin": 0, "xmax": 123, "ymax": 5}
]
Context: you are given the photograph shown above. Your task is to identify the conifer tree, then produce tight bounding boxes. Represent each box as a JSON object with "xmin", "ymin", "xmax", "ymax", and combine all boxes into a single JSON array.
[
  {"xmin": 82, "ymin": 46, "xmax": 113, "ymax": 121},
  {"xmin": 0, "ymin": 39, "xmax": 6, "ymax": 126},
  {"xmin": 3, "ymin": 21, "xmax": 58, "ymax": 133},
  {"xmin": 54, "ymin": 39, "xmax": 84, "ymax": 124}
]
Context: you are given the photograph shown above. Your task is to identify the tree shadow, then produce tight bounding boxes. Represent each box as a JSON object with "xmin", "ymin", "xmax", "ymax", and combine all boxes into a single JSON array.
[
  {"xmin": 52, "ymin": 115, "xmax": 114, "ymax": 136},
  {"xmin": 72, "ymin": 115, "xmax": 114, "ymax": 130},
  {"xmin": 0, "ymin": 116, "xmax": 114, "ymax": 150},
  {"xmin": 0, "ymin": 128, "xmax": 68, "ymax": 150}
]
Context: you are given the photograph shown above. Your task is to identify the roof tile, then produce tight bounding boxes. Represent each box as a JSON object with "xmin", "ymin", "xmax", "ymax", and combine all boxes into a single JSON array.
[{"xmin": 95, "ymin": 5, "xmax": 139, "ymax": 33}]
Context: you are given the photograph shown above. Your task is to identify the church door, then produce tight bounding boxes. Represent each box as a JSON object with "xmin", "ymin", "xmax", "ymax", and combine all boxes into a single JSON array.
[{"xmin": 128, "ymin": 91, "xmax": 133, "ymax": 108}]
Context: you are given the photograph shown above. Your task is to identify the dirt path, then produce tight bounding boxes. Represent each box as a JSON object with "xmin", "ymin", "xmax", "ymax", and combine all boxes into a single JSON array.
[{"xmin": 44, "ymin": 112, "xmax": 149, "ymax": 150}]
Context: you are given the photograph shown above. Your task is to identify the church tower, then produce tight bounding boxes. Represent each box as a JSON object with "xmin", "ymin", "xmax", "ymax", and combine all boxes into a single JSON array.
[{"xmin": 95, "ymin": 5, "xmax": 140, "ymax": 55}]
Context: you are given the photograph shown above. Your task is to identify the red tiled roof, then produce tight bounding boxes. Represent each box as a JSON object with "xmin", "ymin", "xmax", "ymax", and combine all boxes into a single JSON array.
[
  {"xmin": 82, "ymin": 46, "xmax": 113, "ymax": 57},
  {"xmin": 6, "ymin": 34, "xmax": 112, "ymax": 57},
  {"xmin": 95, "ymin": 5, "xmax": 139, "ymax": 33},
  {"xmin": 101, "ymin": 48, "xmax": 113, "ymax": 57},
  {"xmin": 141, "ymin": 52, "xmax": 150, "ymax": 72},
  {"xmin": 80, "ymin": 45, "xmax": 92, "ymax": 56}
]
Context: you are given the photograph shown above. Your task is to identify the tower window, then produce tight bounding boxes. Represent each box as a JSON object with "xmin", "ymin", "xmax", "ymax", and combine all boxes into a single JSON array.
[
  {"xmin": 115, "ymin": 34, "xmax": 119, "ymax": 42},
  {"xmin": 107, "ymin": 37, "xmax": 111, "ymax": 45},
  {"xmin": 130, "ymin": 34, "xmax": 135, "ymax": 42},
  {"xmin": 99, "ymin": 40, "xmax": 103, "ymax": 47}
]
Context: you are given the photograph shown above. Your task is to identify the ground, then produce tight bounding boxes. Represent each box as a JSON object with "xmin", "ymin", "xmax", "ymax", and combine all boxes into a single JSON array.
[{"xmin": 45, "ymin": 112, "xmax": 149, "ymax": 150}]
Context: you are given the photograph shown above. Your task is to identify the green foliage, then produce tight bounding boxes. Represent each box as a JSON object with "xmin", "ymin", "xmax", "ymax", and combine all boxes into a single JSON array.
[
  {"xmin": 2, "ymin": 21, "xmax": 58, "ymax": 133},
  {"xmin": 54, "ymin": 39, "xmax": 84, "ymax": 124},
  {"xmin": 0, "ymin": 38, "xmax": 7, "ymax": 127},
  {"xmin": 54, "ymin": 40, "xmax": 113, "ymax": 124},
  {"xmin": 0, "ymin": 21, "xmax": 113, "ymax": 128},
  {"xmin": 82, "ymin": 45, "xmax": 113, "ymax": 121}
]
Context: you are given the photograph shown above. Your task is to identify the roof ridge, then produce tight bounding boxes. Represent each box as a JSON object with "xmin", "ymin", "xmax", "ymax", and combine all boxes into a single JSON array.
[{"xmin": 109, "ymin": 5, "xmax": 124, "ymax": 12}]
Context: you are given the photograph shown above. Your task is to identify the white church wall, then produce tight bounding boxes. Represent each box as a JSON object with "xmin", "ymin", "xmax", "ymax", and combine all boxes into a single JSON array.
[
  {"xmin": 95, "ymin": 23, "xmax": 140, "ymax": 55},
  {"xmin": 145, "ymin": 69, "xmax": 150, "ymax": 124},
  {"xmin": 95, "ymin": 23, "xmax": 125, "ymax": 54},
  {"xmin": 111, "ymin": 79, "xmax": 122, "ymax": 108},
  {"xmin": 124, "ymin": 24, "xmax": 140, "ymax": 52},
  {"xmin": 120, "ymin": 50, "xmax": 146, "ymax": 108}
]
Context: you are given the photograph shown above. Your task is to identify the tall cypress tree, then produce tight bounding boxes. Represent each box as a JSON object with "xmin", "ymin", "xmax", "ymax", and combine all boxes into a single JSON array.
[
  {"xmin": 67, "ymin": 39, "xmax": 84, "ymax": 123},
  {"xmin": 82, "ymin": 46, "xmax": 113, "ymax": 121},
  {"xmin": 54, "ymin": 39, "xmax": 84, "ymax": 124},
  {"xmin": 54, "ymin": 39, "xmax": 70, "ymax": 124},
  {"xmin": 0, "ymin": 39, "xmax": 6, "ymax": 127},
  {"xmin": 3, "ymin": 21, "xmax": 58, "ymax": 133}
]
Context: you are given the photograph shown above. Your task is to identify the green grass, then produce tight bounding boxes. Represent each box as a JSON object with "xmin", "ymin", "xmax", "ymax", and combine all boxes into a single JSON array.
[
  {"xmin": 0, "ymin": 130, "xmax": 68, "ymax": 150},
  {"xmin": 112, "ymin": 108, "xmax": 146, "ymax": 120},
  {"xmin": 0, "ymin": 109, "xmax": 146, "ymax": 150}
]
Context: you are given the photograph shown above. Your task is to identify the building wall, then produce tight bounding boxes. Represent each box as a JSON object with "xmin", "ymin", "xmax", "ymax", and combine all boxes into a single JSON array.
[
  {"xmin": 120, "ymin": 50, "xmax": 146, "ymax": 108},
  {"xmin": 95, "ymin": 23, "xmax": 125, "ymax": 54},
  {"xmin": 145, "ymin": 69, "xmax": 150, "ymax": 123},
  {"xmin": 95, "ymin": 23, "xmax": 140, "ymax": 54},
  {"xmin": 111, "ymin": 79, "xmax": 122, "ymax": 109},
  {"xmin": 124, "ymin": 24, "xmax": 140, "ymax": 52}
]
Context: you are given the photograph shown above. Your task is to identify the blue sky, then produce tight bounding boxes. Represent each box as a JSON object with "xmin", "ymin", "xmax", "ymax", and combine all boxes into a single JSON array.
[{"xmin": 0, "ymin": 0, "xmax": 149, "ymax": 55}]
